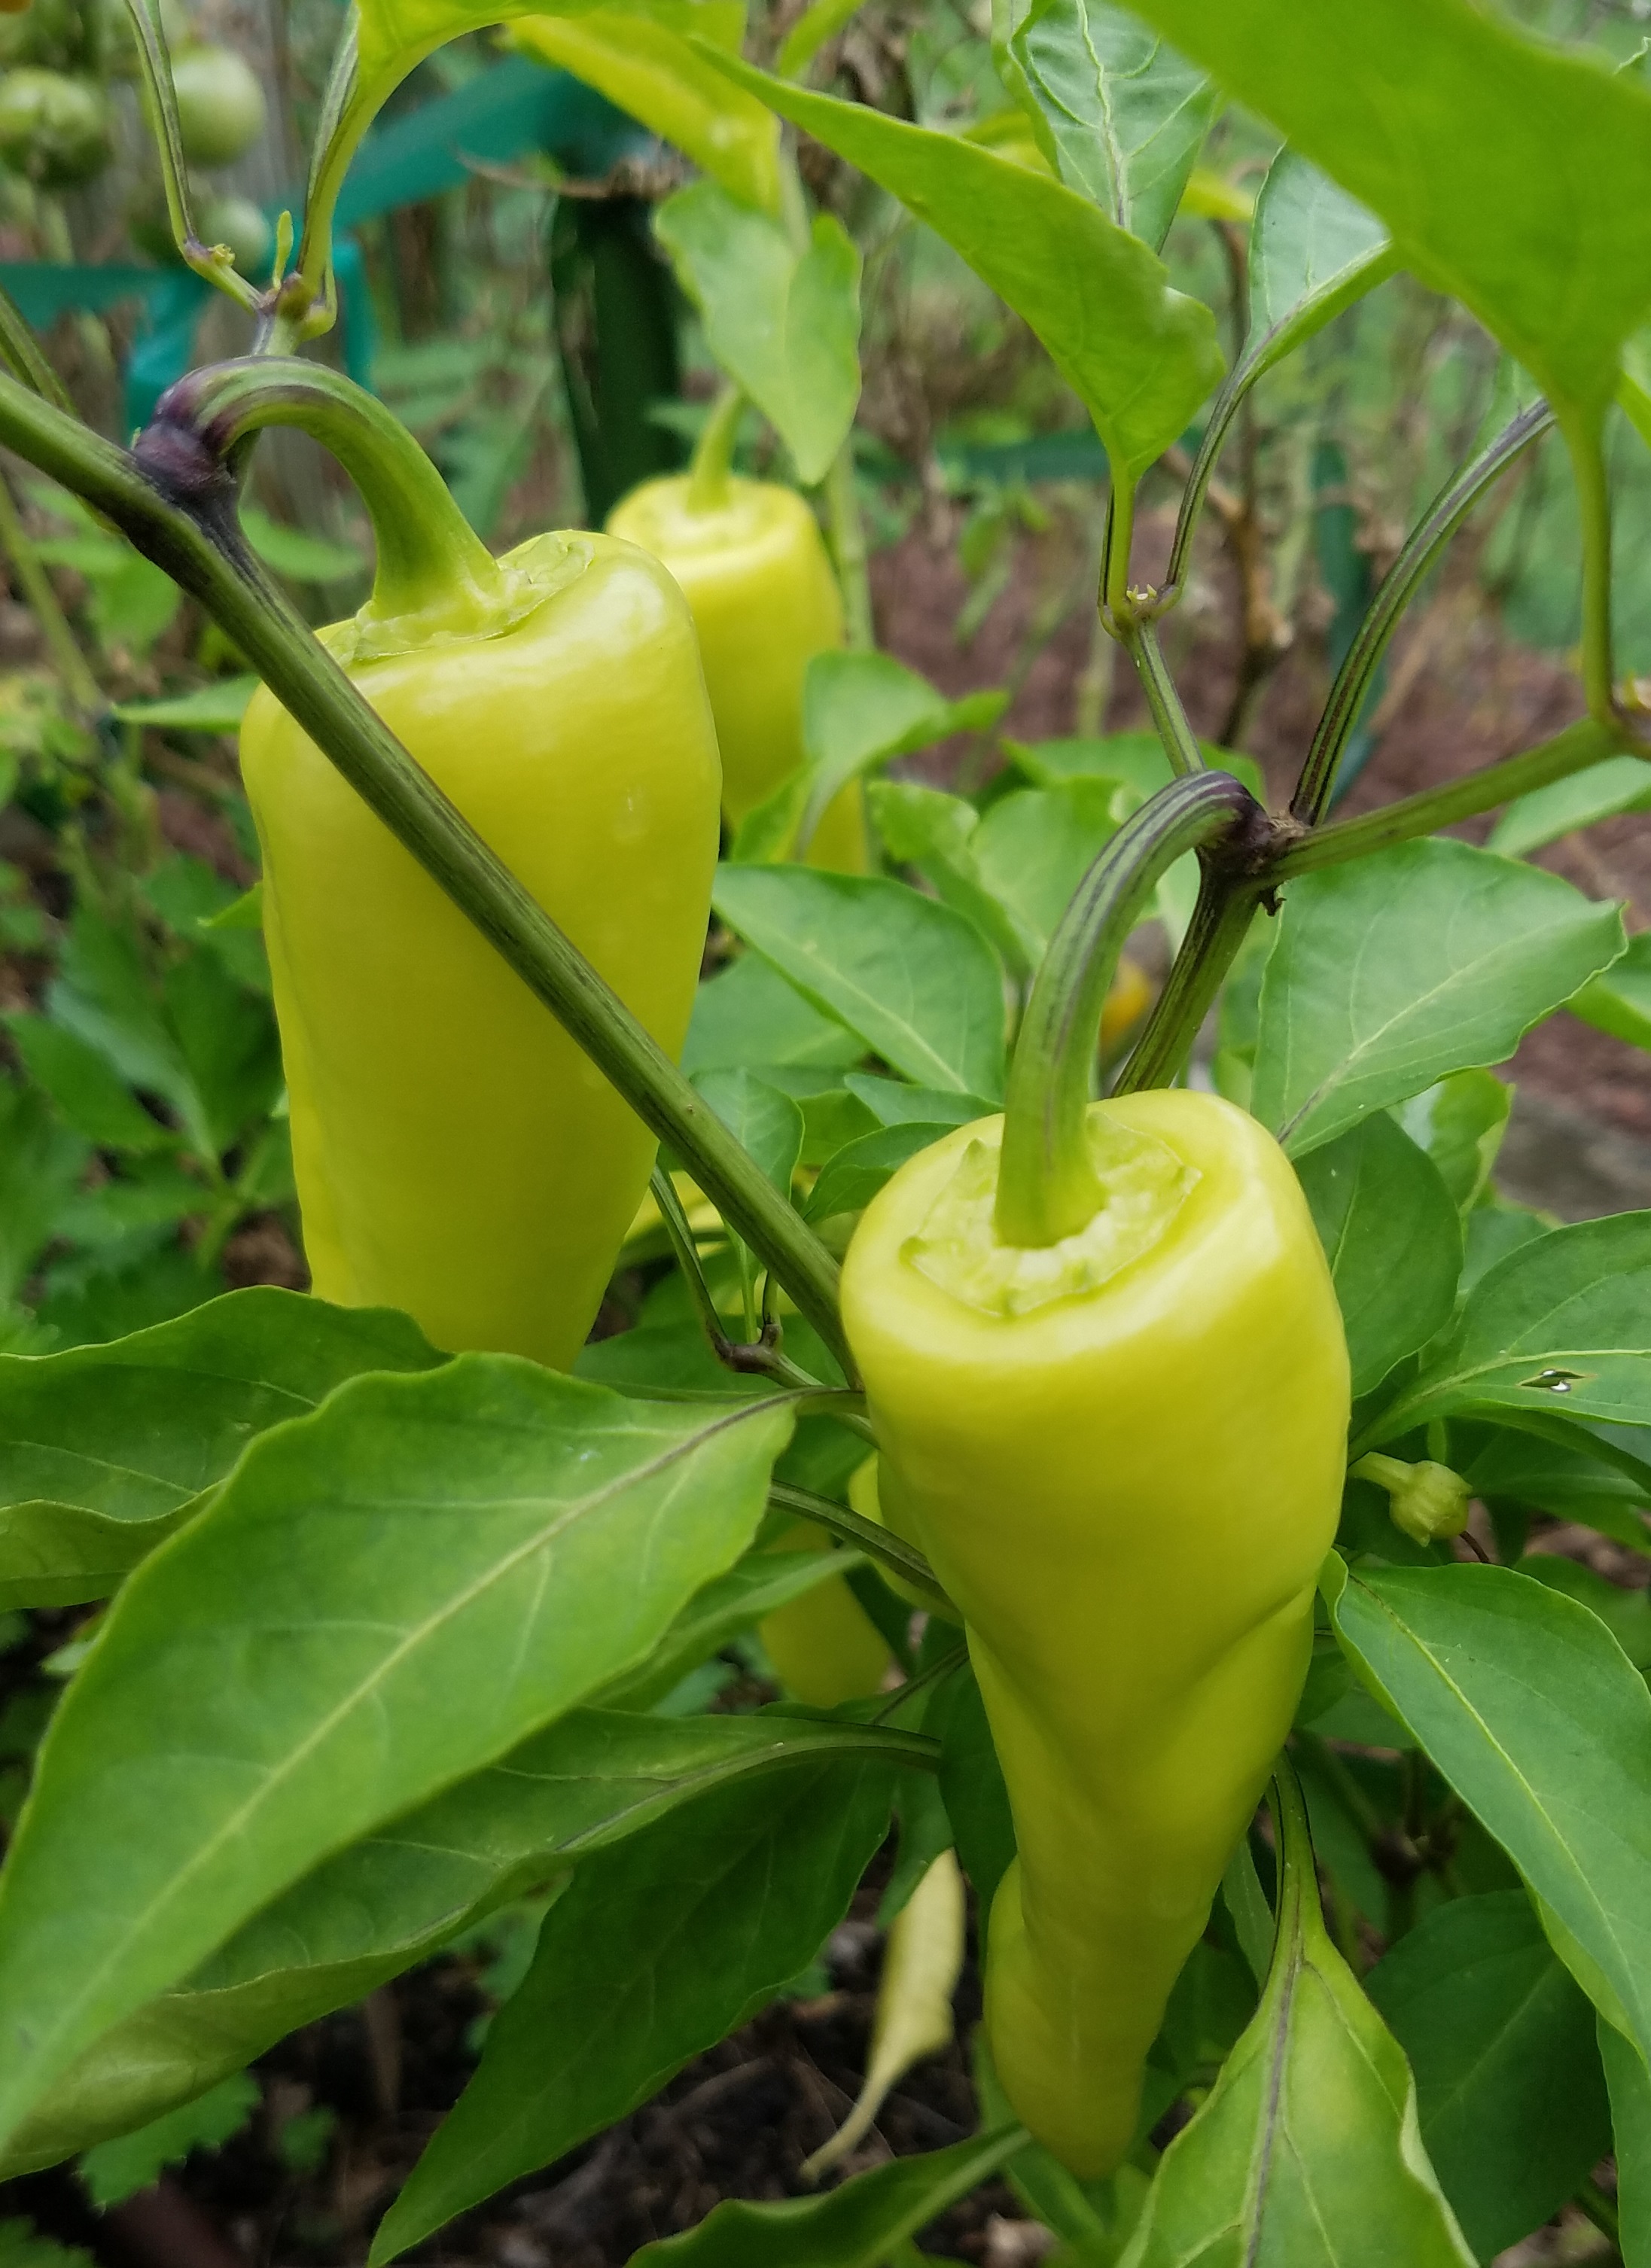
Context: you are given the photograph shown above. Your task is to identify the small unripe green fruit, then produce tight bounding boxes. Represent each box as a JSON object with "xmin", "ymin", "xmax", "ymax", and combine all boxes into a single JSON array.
[
  {"xmin": 0, "ymin": 65, "xmax": 111, "ymax": 184},
  {"xmin": 171, "ymin": 41, "xmax": 263, "ymax": 167}
]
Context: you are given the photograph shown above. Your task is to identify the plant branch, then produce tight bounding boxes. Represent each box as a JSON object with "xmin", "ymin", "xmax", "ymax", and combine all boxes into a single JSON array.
[
  {"xmin": 119, "ymin": 0, "xmax": 260, "ymax": 312},
  {"xmin": 824, "ymin": 437, "xmax": 873, "ymax": 650},
  {"xmin": 1269, "ymin": 716, "xmax": 1628, "ymax": 879},
  {"xmin": 1291, "ymin": 399, "xmax": 1554, "ymax": 825},
  {"xmin": 767, "ymin": 1479, "xmax": 954, "ymax": 1612},
  {"xmin": 0, "ymin": 367, "xmax": 853, "ymax": 1374},
  {"xmin": 1123, "ymin": 616, "xmax": 1206, "ymax": 778},
  {"xmin": 0, "ymin": 467, "xmax": 100, "ymax": 712},
  {"xmin": 1114, "ymin": 872, "xmax": 1265, "ymax": 1097}
]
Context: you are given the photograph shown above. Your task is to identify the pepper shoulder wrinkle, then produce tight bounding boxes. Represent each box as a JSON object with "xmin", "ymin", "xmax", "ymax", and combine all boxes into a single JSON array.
[
  {"xmin": 840, "ymin": 1089, "xmax": 1349, "ymax": 2176},
  {"xmin": 608, "ymin": 473, "xmax": 867, "ymax": 872},
  {"xmin": 241, "ymin": 531, "xmax": 721, "ymax": 1370}
]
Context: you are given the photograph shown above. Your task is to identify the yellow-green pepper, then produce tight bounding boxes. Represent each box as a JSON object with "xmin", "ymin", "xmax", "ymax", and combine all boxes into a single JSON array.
[
  {"xmin": 840, "ymin": 1088, "xmax": 1348, "ymax": 2175},
  {"xmin": 607, "ymin": 470, "xmax": 867, "ymax": 872},
  {"xmin": 759, "ymin": 1518, "xmax": 894, "ymax": 1706},
  {"xmin": 242, "ymin": 528, "xmax": 721, "ymax": 1368}
]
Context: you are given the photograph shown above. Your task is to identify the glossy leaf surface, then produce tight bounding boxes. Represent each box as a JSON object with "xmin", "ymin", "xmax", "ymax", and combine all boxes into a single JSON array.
[
  {"xmin": 0, "ymin": 1290, "xmax": 443, "ymax": 1609},
  {"xmin": 1329, "ymin": 1560, "xmax": 1651, "ymax": 2068},
  {"xmin": 0, "ymin": 1361, "xmax": 794, "ymax": 2150},
  {"xmin": 1252, "ymin": 839, "xmax": 1623, "ymax": 1158},
  {"xmin": 1117, "ymin": 1771, "xmax": 1472, "ymax": 2266},
  {"xmin": 655, "ymin": 182, "xmax": 860, "ymax": 482},
  {"xmin": 1366, "ymin": 1891, "xmax": 1610, "ymax": 2257},
  {"xmin": 1295, "ymin": 1112, "xmax": 1461, "ymax": 1397},
  {"xmin": 1368, "ymin": 1212, "xmax": 1651, "ymax": 1436},
  {"xmin": 996, "ymin": 0, "xmax": 1215, "ymax": 248},
  {"xmin": 712, "ymin": 866, "xmax": 1006, "ymax": 1101},
  {"xmin": 1119, "ymin": 0, "xmax": 1651, "ymax": 420},
  {"xmin": 4, "ymin": 1708, "xmax": 916, "ymax": 2174},
  {"xmin": 700, "ymin": 49, "xmax": 1223, "ymax": 477}
]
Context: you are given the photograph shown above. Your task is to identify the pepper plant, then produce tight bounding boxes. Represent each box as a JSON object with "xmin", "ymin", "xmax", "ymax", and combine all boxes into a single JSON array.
[{"xmin": 4, "ymin": 2, "xmax": 1651, "ymax": 2263}]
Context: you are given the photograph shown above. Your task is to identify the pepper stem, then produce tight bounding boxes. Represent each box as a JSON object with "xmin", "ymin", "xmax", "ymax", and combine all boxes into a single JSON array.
[
  {"xmin": 995, "ymin": 770, "xmax": 1264, "ymax": 1249},
  {"xmin": 685, "ymin": 383, "xmax": 745, "ymax": 514},
  {"xmin": 138, "ymin": 358, "xmax": 504, "ymax": 632}
]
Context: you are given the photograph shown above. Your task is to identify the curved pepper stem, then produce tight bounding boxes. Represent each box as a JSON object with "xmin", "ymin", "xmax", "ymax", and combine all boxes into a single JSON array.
[
  {"xmin": 136, "ymin": 358, "xmax": 505, "ymax": 634},
  {"xmin": 685, "ymin": 382, "xmax": 745, "ymax": 516},
  {"xmin": 995, "ymin": 769, "xmax": 1265, "ymax": 1250}
]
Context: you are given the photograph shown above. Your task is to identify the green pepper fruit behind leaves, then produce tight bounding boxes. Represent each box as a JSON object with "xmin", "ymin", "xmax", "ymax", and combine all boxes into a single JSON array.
[
  {"xmin": 0, "ymin": 67, "xmax": 110, "ymax": 184},
  {"xmin": 840, "ymin": 1090, "xmax": 1349, "ymax": 2176},
  {"xmin": 169, "ymin": 43, "xmax": 265, "ymax": 167}
]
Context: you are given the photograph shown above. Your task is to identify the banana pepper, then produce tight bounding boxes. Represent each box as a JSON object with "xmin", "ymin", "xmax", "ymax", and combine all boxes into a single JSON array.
[
  {"xmin": 839, "ymin": 775, "xmax": 1348, "ymax": 2177},
  {"xmin": 231, "ymin": 370, "xmax": 722, "ymax": 1368},
  {"xmin": 608, "ymin": 408, "xmax": 866, "ymax": 872}
]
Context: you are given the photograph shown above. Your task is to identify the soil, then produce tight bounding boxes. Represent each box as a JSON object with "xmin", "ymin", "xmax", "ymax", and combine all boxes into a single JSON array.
[{"xmin": 3, "ymin": 495, "xmax": 1645, "ymax": 2268}]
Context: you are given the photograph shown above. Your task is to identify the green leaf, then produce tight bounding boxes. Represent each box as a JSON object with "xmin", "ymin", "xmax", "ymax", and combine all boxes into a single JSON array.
[
  {"xmin": 0, "ymin": 1081, "xmax": 89, "ymax": 1306},
  {"xmin": 1397, "ymin": 1070, "xmax": 1510, "ymax": 1213},
  {"xmin": 160, "ymin": 952, "xmax": 281, "ymax": 1157},
  {"xmin": 5, "ymin": 1708, "xmax": 916, "ymax": 2174},
  {"xmin": 370, "ymin": 1740, "xmax": 914, "ymax": 2259},
  {"xmin": 1237, "ymin": 147, "xmax": 1393, "ymax": 391},
  {"xmin": 0, "ymin": 1288, "xmax": 443, "ymax": 1611},
  {"xmin": 1365, "ymin": 1891, "xmax": 1610, "ymax": 2259},
  {"xmin": 805, "ymin": 1122, "xmax": 952, "ymax": 1222},
  {"xmin": 619, "ymin": 2127, "xmax": 1028, "ymax": 2266},
  {"xmin": 845, "ymin": 1075, "xmax": 995, "ymax": 1129},
  {"xmin": 45, "ymin": 903, "xmax": 213, "ymax": 1164},
  {"xmin": 1327, "ymin": 1560, "xmax": 1651, "ymax": 2071},
  {"xmin": 349, "ymin": 0, "xmax": 780, "ymax": 212},
  {"xmin": 869, "ymin": 779, "xmax": 1119, "ymax": 979},
  {"xmin": 711, "ymin": 866, "xmax": 1007, "ymax": 1101},
  {"xmin": 76, "ymin": 2071, "xmax": 259, "ymax": 2206},
  {"xmin": 1488, "ymin": 753, "xmax": 1651, "ymax": 862},
  {"xmin": 1116, "ymin": 0, "xmax": 1651, "ymax": 424},
  {"xmin": 1458, "ymin": 1418, "xmax": 1651, "ymax": 1557},
  {"xmin": 511, "ymin": 5, "xmax": 782, "ymax": 215},
  {"xmin": 934, "ymin": 1665, "xmax": 1016, "ymax": 1929},
  {"xmin": 684, "ymin": 951, "xmax": 863, "ymax": 1078},
  {"xmin": 973, "ymin": 782, "xmax": 1124, "ymax": 972},
  {"xmin": 0, "ymin": 2221, "xmax": 92, "ymax": 2267},
  {"xmin": 995, "ymin": 0, "xmax": 1216, "ymax": 247},
  {"xmin": 698, "ymin": 49, "xmax": 1223, "ymax": 479},
  {"xmin": 1117, "ymin": 1767, "xmax": 1473, "ymax": 2267},
  {"xmin": 0, "ymin": 1361, "xmax": 794, "ymax": 2151},
  {"xmin": 1572, "ymin": 930, "xmax": 1651, "ymax": 1054},
  {"xmin": 690, "ymin": 1070, "xmax": 803, "ymax": 1201},
  {"xmin": 655, "ymin": 182, "xmax": 860, "ymax": 484},
  {"xmin": 1294, "ymin": 1112, "xmax": 1462, "ymax": 1398},
  {"xmin": 238, "ymin": 507, "xmax": 364, "ymax": 586},
  {"xmin": 141, "ymin": 857, "xmax": 269, "ymax": 998},
  {"xmin": 691, "ymin": 1068, "xmax": 806, "ymax": 1318},
  {"xmin": 1517, "ymin": 1554, "xmax": 1651, "ymax": 1672},
  {"xmin": 1600, "ymin": 2016, "xmax": 1651, "ymax": 2268},
  {"xmin": 800, "ymin": 651, "xmax": 1007, "ymax": 856},
  {"xmin": 7, "ymin": 1012, "xmax": 176, "ymax": 1158},
  {"xmin": 869, "ymin": 784, "xmax": 1024, "ymax": 971},
  {"xmin": 111, "ymin": 677, "xmax": 259, "ymax": 733},
  {"xmin": 1251, "ymin": 840, "xmax": 1625, "ymax": 1159},
  {"xmin": 1366, "ymin": 1213, "xmax": 1651, "ymax": 1438}
]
